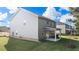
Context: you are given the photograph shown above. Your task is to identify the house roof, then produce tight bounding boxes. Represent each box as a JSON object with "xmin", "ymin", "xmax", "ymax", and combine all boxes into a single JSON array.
[
  {"xmin": 38, "ymin": 16, "xmax": 56, "ymax": 23},
  {"xmin": 56, "ymin": 21, "xmax": 72, "ymax": 27},
  {"xmin": 19, "ymin": 8, "xmax": 56, "ymax": 23},
  {"xmin": 56, "ymin": 21, "xmax": 65, "ymax": 25},
  {"xmin": 20, "ymin": 8, "xmax": 56, "ymax": 23},
  {"xmin": 11, "ymin": 8, "xmax": 56, "ymax": 23}
]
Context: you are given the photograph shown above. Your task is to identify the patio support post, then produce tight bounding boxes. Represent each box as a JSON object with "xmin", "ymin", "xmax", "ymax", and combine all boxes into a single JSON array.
[
  {"xmin": 55, "ymin": 29, "xmax": 56, "ymax": 41},
  {"xmin": 60, "ymin": 30, "xmax": 61, "ymax": 39}
]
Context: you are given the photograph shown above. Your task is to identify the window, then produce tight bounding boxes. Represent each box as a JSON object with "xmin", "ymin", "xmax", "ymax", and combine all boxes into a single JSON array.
[
  {"xmin": 47, "ymin": 21, "xmax": 52, "ymax": 27},
  {"xmin": 12, "ymin": 32, "xmax": 14, "ymax": 36},
  {"xmin": 47, "ymin": 21, "xmax": 49, "ymax": 24},
  {"xmin": 16, "ymin": 33, "xmax": 18, "ymax": 35},
  {"xmin": 24, "ymin": 20, "xmax": 26, "ymax": 25},
  {"xmin": 47, "ymin": 21, "xmax": 55, "ymax": 27},
  {"xmin": 66, "ymin": 24, "xmax": 72, "ymax": 29},
  {"xmin": 15, "ymin": 31, "xmax": 18, "ymax": 35},
  {"xmin": 51, "ymin": 22, "xmax": 55, "ymax": 27}
]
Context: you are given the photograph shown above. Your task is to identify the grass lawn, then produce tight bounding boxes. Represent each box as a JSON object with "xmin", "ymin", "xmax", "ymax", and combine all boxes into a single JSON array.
[
  {"xmin": 61, "ymin": 35, "xmax": 79, "ymax": 41},
  {"xmin": 0, "ymin": 36, "xmax": 79, "ymax": 51}
]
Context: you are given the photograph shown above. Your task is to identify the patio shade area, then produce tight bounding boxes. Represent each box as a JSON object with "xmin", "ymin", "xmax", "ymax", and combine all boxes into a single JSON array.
[{"xmin": 45, "ymin": 27, "xmax": 61, "ymax": 41}]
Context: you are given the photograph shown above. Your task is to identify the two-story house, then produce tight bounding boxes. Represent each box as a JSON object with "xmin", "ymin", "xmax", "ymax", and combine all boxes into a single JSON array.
[
  {"xmin": 56, "ymin": 22, "xmax": 76, "ymax": 35},
  {"xmin": 10, "ymin": 8, "xmax": 61, "ymax": 42}
]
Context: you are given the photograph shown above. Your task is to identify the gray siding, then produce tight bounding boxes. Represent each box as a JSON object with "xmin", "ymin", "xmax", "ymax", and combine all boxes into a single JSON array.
[{"xmin": 38, "ymin": 17, "xmax": 56, "ymax": 41}]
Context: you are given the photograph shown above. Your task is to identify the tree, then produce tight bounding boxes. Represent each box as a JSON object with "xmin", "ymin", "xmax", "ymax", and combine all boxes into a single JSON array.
[{"xmin": 70, "ymin": 7, "xmax": 79, "ymax": 35}]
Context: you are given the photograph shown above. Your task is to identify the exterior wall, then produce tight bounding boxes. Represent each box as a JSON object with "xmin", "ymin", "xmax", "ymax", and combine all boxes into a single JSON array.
[
  {"xmin": 56, "ymin": 24, "xmax": 66, "ymax": 34},
  {"xmin": 0, "ymin": 32, "xmax": 9, "ymax": 36},
  {"xmin": 10, "ymin": 8, "xmax": 39, "ymax": 41},
  {"xmin": 38, "ymin": 18, "xmax": 47, "ymax": 41},
  {"xmin": 38, "ymin": 17, "xmax": 56, "ymax": 41}
]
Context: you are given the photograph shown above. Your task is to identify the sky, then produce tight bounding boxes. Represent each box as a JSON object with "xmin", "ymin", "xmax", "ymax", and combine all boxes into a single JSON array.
[
  {"xmin": 0, "ymin": 7, "xmax": 71, "ymax": 27},
  {"xmin": 0, "ymin": 7, "xmax": 12, "ymax": 27},
  {"xmin": 23, "ymin": 7, "xmax": 70, "ymax": 15},
  {"xmin": 0, "ymin": 7, "xmax": 18, "ymax": 27}
]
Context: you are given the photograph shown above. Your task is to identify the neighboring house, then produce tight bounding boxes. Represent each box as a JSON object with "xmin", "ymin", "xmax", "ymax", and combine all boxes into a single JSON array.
[
  {"xmin": 0, "ymin": 26, "xmax": 9, "ymax": 36},
  {"xmin": 56, "ymin": 22, "xmax": 76, "ymax": 35},
  {"xmin": 10, "ymin": 8, "xmax": 61, "ymax": 42},
  {"xmin": 59, "ymin": 13, "xmax": 76, "ymax": 35},
  {"xmin": 56, "ymin": 22, "xmax": 65, "ymax": 34},
  {"xmin": 0, "ymin": 26, "xmax": 9, "ymax": 32}
]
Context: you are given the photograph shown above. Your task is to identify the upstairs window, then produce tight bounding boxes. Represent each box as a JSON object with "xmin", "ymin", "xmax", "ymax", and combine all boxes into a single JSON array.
[
  {"xmin": 47, "ymin": 21, "xmax": 55, "ymax": 27},
  {"xmin": 16, "ymin": 33, "xmax": 18, "ymax": 35},
  {"xmin": 12, "ymin": 32, "xmax": 14, "ymax": 36},
  {"xmin": 23, "ymin": 20, "xmax": 26, "ymax": 25}
]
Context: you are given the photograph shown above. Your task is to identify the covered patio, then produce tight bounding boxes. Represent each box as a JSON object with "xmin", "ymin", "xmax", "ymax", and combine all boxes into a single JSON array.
[{"xmin": 45, "ymin": 27, "xmax": 61, "ymax": 41}]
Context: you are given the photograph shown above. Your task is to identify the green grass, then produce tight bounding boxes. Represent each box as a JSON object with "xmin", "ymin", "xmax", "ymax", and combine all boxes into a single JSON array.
[
  {"xmin": 61, "ymin": 36, "xmax": 79, "ymax": 41},
  {"xmin": 0, "ymin": 36, "xmax": 79, "ymax": 51}
]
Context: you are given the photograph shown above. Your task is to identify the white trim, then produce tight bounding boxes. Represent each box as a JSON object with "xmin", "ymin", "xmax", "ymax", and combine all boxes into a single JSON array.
[{"xmin": 46, "ymin": 38, "xmax": 60, "ymax": 42}]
